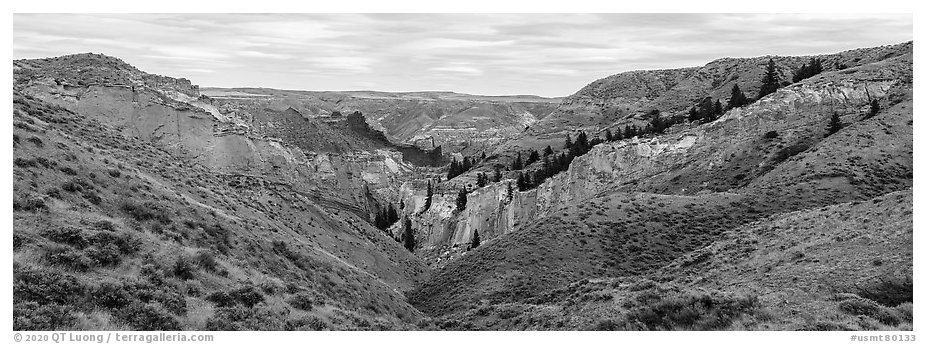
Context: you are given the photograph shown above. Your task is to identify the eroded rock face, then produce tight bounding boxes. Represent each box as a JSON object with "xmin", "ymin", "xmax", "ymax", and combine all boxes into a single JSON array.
[
  {"xmin": 402, "ymin": 52, "xmax": 910, "ymax": 256},
  {"xmin": 16, "ymin": 73, "xmax": 419, "ymax": 222}
]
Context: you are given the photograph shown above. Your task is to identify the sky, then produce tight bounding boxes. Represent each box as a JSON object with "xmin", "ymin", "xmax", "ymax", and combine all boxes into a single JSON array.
[{"xmin": 13, "ymin": 13, "xmax": 913, "ymax": 98}]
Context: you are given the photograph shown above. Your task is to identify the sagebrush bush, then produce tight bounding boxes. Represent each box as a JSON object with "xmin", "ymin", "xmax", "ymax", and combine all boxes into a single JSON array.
[
  {"xmin": 13, "ymin": 302, "xmax": 78, "ymax": 331},
  {"xmin": 838, "ymin": 298, "xmax": 900, "ymax": 326},
  {"xmin": 172, "ymin": 256, "xmax": 196, "ymax": 280},
  {"xmin": 120, "ymin": 199, "xmax": 172, "ymax": 224},
  {"xmin": 42, "ymin": 227, "xmax": 88, "ymax": 248},
  {"xmin": 194, "ymin": 251, "xmax": 219, "ymax": 272},
  {"xmin": 856, "ymin": 276, "xmax": 913, "ymax": 307},
  {"xmin": 117, "ymin": 302, "xmax": 181, "ymax": 330},
  {"xmin": 44, "ymin": 245, "xmax": 94, "ymax": 271},
  {"xmin": 284, "ymin": 316, "xmax": 328, "ymax": 331},
  {"xmin": 13, "ymin": 267, "xmax": 85, "ymax": 305},
  {"xmin": 621, "ymin": 291, "xmax": 761, "ymax": 330},
  {"xmin": 14, "ymin": 195, "xmax": 47, "ymax": 212},
  {"xmin": 205, "ymin": 306, "xmax": 282, "ymax": 331},
  {"xmin": 27, "ymin": 136, "xmax": 44, "ymax": 147},
  {"xmin": 286, "ymin": 292, "xmax": 318, "ymax": 311},
  {"xmin": 90, "ymin": 281, "xmax": 133, "ymax": 310},
  {"xmin": 206, "ymin": 286, "xmax": 265, "ymax": 308}
]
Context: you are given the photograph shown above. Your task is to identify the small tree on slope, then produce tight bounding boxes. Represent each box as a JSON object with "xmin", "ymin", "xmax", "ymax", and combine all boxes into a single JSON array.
[
  {"xmin": 826, "ymin": 112, "xmax": 843, "ymax": 137},
  {"xmin": 757, "ymin": 58, "xmax": 781, "ymax": 100}
]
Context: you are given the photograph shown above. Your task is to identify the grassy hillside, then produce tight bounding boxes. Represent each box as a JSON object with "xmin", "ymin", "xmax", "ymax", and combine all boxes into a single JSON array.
[
  {"xmin": 420, "ymin": 190, "xmax": 911, "ymax": 330},
  {"xmin": 13, "ymin": 92, "xmax": 428, "ymax": 330},
  {"xmin": 408, "ymin": 50, "xmax": 913, "ymax": 321}
]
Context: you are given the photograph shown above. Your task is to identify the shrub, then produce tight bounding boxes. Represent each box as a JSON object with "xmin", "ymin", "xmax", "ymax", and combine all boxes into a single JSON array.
[
  {"xmin": 82, "ymin": 191, "xmax": 103, "ymax": 205},
  {"xmin": 13, "ymin": 267, "xmax": 85, "ymax": 305},
  {"xmin": 107, "ymin": 169, "xmax": 121, "ymax": 178},
  {"xmin": 622, "ymin": 291, "xmax": 761, "ymax": 330},
  {"xmin": 13, "ymin": 232, "xmax": 28, "ymax": 250},
  {"xmin": 206, "ymin": 286, "xmax": 265, "ymax": 308},
  {"xmin": 14, "ymin": 157, "xmax": 38, "ymax": 168},
  {"xmin": 93, "ymin": 220, "xmax": 117, "ymax": 232},
  {"xmin": 286, "ymin": 292, "xmax": 317, "ymax": 311},
  {"xmin": 14, "ymin": 196, "xmax": 47, "ymax": 212},
  {"xmin": 172, "ymin": 256, "xmax": 196, "ymax": 280},
  {"xmin": 856, "ymin": 276, "xmax": 913, "ymax": 307},
  {"xmin": 90, "ymin": 281, "xmax": 133, "ymax": 310},
  {"xmin": 284, "ymin": 316, "xmax": 328, "ymax": 331},
  {"xmin": 120, "ymin": 200, "xmax": 172, "ymax": 224},
  {"xmin": 44, "ymin": 246, "xmax": 94, "ymax": 271},
  {"xmin": 27, "ymin": 136, "xmax": 44, "ymax": 147},
  {"xmin": 61, "ymin": 180, "xmax": 85, "ymax": 193},
  {"xmin": 592, "ymin": 318, "xmax": 620, "ymax": 330},
  {"xmin": 205, "ymin": 291, "xmax": 237, "ymax": 308},
  {"xmin": 13, "ymin": 302, "xmax": 78, "ymax": 331},
  {"xmin": 893, "ymin": 303, "xmax": 913, "ymax": 324},
  {"xmin": 205, "ymin": 306, "xmax": 282, "ymax": 331},
  {"xmin": 763, "ymin": 131, "xmax": 779, "ymax": 139},
  {"xmin": 60, "ymin": 166, "xmax": 78, "ymax": 175},
  {"xmin": 771, "ymin": 143, "xmax": 810, "ymax": 164},
  {"xmin": 90, "ymin": 231, "xmax": 141, "ymax": 254},
  {"xmin": 838, "ymin": 298, "xmax": 900, "ymax": 326},
  {"xmin": 45, "ymin": 188, "xmax": 62, "ymax": 199},
  {"xmin": 117, "ymin": 302, "xmax": 181, "ymax": 330},
  {"xmin": 205, "ymin": 307, "xmax": 252, "ymax": 330},
  {"xmin": 84, "ymin": 244, "xmax": 122, "ymax": 266},
  {"xmin": 140, "ymin": 264, "xmax": 166, "ymax": 285},
  {"xmin": 42, "ymin": 226, "xmax": 87, "ymax": 248},
  {"xmin": 194, "ymin": 251, "xmax": 219, "ymax": 272}
]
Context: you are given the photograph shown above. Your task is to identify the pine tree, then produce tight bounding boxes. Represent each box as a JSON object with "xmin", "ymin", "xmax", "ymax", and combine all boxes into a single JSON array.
[
  {"xmin": 480, "ymin": 151, "xmax": 486, "ymax": 161},
  {"xmin": 493, "ymin": 166, "xmax": 502, "ymax": 183},
  {"xmin": 403, "ymin": 218, "xmax": 416, "ymax": 252},
  {"xmin": 757, "ymin": 58, "xmax": 781, "ymax": 99},
  {"xmin": 543, "ymin": 145, "xmax": 554, "ymax": 156},
  {"xmin": 688, "ymin": 106, "xmax": 699, "ymax": 122},
  {"xmin": 727, "ymin": 83, "xmax": 749, "ymax": 110},
  {"xmin": 477, "ymin": 172, "xmax": 487, "ymax": 187},
  {"xmin": 575, "ymin": 131, "xmax": 589, "ymax": 151},
  {"xmin": 605, "ymin": 129, "xmax": 614, "ymax": 141},
  {"xmin": 447, "ymin": 158, "xmax": 459, "ymax": 180},
  {"xmin": 698, "ymin": 97, "xmax": 714, "ymax": 122},
  {"xmin": 455, "ymin": 187, "xmax": 467, "ymax": 211},
  {"xmin": 826, "ymin": 112, "xmax": 843, "ymax": 136},
  {"xmin": 865, "ymin": 99, "xmax": 880, "ymax": 120},
  {"xmin": 505, "ymin": 182, "xmax": 513, "ymax": 201},
  {"xmin": 470, "ymin": 229, "xmax": 480, "ymax": 249},
  {"xmin": 387, "ymin": 203, "xmax": 398, "ymax": 226},
  {"xmin": 650, "ymin": 111, "xmax": 665, "ymax": 134},
  {"xmin": 564, "ymin": 133, "xmax": 573, "ymax": 149},
  {"xmin": 533, "ymin": 169, "xmax": 546, "ymax": 187},
  {"xmin": 423, "ymin": 181, "xmax": 433, "ymax": 212},
  {"xmin": 512, "ymin": 152, "xmax": 523, "ymax": 170},
  {"xmin": 374, "ymin": 210, "xmax": 385, "ymax": 230},
  {"xmin": 527, "ymin": 150, "xmax": 540, "ymax": 166}
]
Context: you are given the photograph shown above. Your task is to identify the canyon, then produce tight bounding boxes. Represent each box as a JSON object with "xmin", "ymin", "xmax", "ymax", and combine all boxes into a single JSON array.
[{"xmin": 13, "ymin": 41, "xmax": 913, "ymax": 330}]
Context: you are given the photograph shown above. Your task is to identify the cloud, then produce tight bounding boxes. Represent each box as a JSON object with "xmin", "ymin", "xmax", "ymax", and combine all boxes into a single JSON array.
[{"xmin": 13, "ymin": 13, "xmax": 913, "ymax": 97}]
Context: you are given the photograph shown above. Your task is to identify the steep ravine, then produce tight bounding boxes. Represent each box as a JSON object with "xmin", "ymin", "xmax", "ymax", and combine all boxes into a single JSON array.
[{"xmin": 400, "ymin": 54, "xmax": 907, "ymax": 263}]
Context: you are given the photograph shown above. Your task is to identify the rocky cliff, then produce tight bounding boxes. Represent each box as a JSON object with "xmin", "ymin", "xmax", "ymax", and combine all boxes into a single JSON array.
[{"xmin": 403, "ymin": 44, "xmax": 912, "ymax": 276}]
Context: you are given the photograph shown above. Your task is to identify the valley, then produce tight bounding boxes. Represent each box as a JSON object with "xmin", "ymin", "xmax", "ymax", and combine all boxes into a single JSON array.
[{"xmin": 12, "ymin": 41, "xmax": 913, "ymax": 331}]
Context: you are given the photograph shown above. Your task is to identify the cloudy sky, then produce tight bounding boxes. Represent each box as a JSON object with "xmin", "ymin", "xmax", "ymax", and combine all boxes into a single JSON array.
[{"xmin": 13, "ymin": 13, "xmax": 912, "ymax": 97}]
